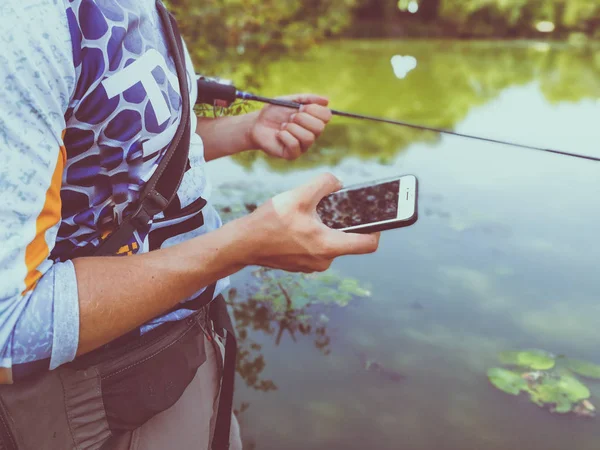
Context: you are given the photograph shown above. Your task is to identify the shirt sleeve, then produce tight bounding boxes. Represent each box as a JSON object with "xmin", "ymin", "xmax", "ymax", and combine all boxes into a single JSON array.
[{"xmin": 0, "ymin": 0, "xmax": 79, "ymax": 380}]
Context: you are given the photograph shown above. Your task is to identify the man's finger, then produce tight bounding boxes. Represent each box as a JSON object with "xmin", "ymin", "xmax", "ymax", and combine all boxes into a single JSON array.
[
  {"xmin": 276, "ymin": 130, "xmax": 302, "ymax": 160},
  {"xmin": 285, "ymin": 123, "xmax": 315, "ymax": 152},
  {"xmin": 295, "ymin": 173, "xmax": 343, "ymax": 208},
  {"xmin": 299, "ymin": 104, "xmax": 332, "ymax": 124},
  {"xmin": 325, "ymin": 230, "xmax": 381, "ymax": 256},
  {"xmin": 291, "ymin": 112, "xmax": 325, "ymax": 136}
]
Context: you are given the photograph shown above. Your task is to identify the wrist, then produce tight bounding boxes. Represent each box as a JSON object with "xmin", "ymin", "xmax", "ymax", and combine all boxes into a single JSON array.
[
  {"xmin": 227, "ymin": 211, "xmax": 263, "ymax": 266},
  {"xmin": 218, "ymin": 112, "xmax": 258, "ymax": 154},
  {"xmin": 204, "ymin": 212, "xmax": 265, "ymax": 270},
  {"xmin": 167, "ymin": 216, "xmax": 254, "ymax": 285},
  {"xmin": 226, "ymin": 204, "xmax": 279, "ymax": 267},
  {"xmin": 240, "ymin": 110, "xmax": 259, "ymax": 151},
  {"xmin": 196, "ymin": 112, "xmax": 258, "ymax": 161}
]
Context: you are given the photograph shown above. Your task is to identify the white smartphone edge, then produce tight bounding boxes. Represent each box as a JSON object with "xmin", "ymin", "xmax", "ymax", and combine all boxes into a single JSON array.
[{"xmin": 337, "ymin": 174, "xmax": 417, "ymax": 233}]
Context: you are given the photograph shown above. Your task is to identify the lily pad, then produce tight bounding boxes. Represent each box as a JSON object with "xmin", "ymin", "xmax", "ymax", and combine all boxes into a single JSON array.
[
  {"xmin": 564, "ymin": 359, "xmax": 600, "ymax": 380},
  {"xmin": 498, "ymin": 349, "xmax": 555, "ymax": 370},
  {"xmin": 498, "ymin": 351, "xmax": 521, "ymax": 365},
  {"xmin": 487, "ymin": 368, "xmax": 528, "ymax": 395},
  {"xmin": 338, "ymin": 278, "xmax": 371, "ymax": 297},
  {"xmin": 312, "ymin": 272, "xmax": 339, "ymax": 284},
  {"xmin": 528, "ymin": 374, "xmax": 590, "ymax": 413},
  {"xmin": 552, "ymin": 400, "xmax": 574, "ymax": 414},
  {"xmin": 556, "ymin": 375, "xmax": 590, "ymax": 402},
  {"xmin": 529, "ymin": 382, "xmax": 567, "ymax": 407},
  {"xmin": 250, "ymin": 268, "xmax": 372, "ymax": 314}
]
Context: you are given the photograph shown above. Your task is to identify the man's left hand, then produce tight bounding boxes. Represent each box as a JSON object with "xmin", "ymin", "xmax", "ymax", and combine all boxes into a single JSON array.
[{"xmin": 248, "ymin": 94, "xmax": 332, "ymax": 160}]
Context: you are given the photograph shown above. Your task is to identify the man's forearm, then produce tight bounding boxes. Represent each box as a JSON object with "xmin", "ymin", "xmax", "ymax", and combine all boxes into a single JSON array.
[
  {"xmin": 73, "ymin": 217, "xmax": 253, "ymax": 356},
  {"xmin": 197, "ymin": 112, "xmax": 259, "ymax": 161}
]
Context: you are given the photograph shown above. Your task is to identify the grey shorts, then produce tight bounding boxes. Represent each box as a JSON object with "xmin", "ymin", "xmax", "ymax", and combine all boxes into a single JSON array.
[
  {"xmin": 0, "ymin": 308, "xmax": 242, "ymax": 449},
  {"xmin": 111, "ymin": 329, "xmax": 242, "ymax": 450}
]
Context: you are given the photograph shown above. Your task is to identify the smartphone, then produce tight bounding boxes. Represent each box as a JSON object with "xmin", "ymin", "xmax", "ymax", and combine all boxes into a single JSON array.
[{"xmin": 316, "ymin": 175, "xmax": 418, "ymax": 234}]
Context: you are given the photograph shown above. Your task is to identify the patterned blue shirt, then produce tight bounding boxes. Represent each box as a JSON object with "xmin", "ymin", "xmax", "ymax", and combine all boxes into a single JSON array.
[{"xmin": 0, "ymin": 0, "xmax": 228, "ymax": 379}]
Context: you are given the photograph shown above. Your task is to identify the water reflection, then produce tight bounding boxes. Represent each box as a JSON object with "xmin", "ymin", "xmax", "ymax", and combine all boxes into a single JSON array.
[
  {"xmin": 390, "ymin": 54, "xmax": 417, "ymax": 79},
  {"xmin": 229, "ymin": 41, "xmax": 600, "ymax": 172},
  {"xmin": 230, "ymin": 268, "xmax": 371, "ymax": 396},
  {"xmin": 213, "ymin": 40, "xmax": 600, "ymax": 450}
]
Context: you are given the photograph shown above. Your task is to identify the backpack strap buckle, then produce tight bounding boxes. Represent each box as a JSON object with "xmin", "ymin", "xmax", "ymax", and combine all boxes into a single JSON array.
[{"xmin": 130, "ymin": 190, "xmax": 169, "ymax": 229}]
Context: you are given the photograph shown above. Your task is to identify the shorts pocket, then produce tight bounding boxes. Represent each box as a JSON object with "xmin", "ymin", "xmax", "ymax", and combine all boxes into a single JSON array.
[{"xmin": 100, "ymin": 322, "xmax": 206, "ymax": 433}]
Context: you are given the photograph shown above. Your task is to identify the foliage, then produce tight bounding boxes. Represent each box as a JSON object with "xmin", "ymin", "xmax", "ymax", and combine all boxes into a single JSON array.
[
  {"xmin": 564, "ymin": 359, "xmax": 600, "ymax": 380},
  {"xmin": 498, "ymin": 349, "xmax": 555, "ymax": 370},
  {"xmin": 526, "ymin": 374, "xmax": 591, "ymax": 414},
  {"xmin": 166, "ymin": 0, "xmax": 359, "ymax": 88},
  {"xmin": 452, "ymin": 0, "xmax": 600, "ymax": 36},
  {"xmin": 166, "ymin": 0, "xmax": 599, "ymax": 96},
  {"xmin": 487, "ymin": 368, "xmax": 528, "ymax": 395},
  {"xmin": 251, "ymin": 267, "xmax": 372, "ymax": 313},
  {"xmin": 353, "ymin": 0, "xmax": 600, "ymax": 38},
  {"xmin": 530, "ymin": 375, "xmax": 590, "ymax": 403},
  {"xmin": 488, "ymin": 349, "xmax": 600, "ymax": 418}
]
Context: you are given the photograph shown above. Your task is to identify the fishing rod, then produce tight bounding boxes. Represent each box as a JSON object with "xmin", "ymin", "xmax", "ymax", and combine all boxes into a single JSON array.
[{"xmin": 196, "ymin": 78, "xmax": 600, "ymax": 163}]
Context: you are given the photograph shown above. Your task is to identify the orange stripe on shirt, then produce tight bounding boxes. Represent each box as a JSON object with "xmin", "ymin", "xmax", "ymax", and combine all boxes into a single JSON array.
[{"xmin": 22, "ymin": 135, "xmax": 66, "ymax": 294}]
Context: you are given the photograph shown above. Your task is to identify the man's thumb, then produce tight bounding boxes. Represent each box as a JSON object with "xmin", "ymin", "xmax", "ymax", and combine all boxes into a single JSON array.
[{"xmin": 297, "ymin": 173, "xmax": 343, "ymax": 208}]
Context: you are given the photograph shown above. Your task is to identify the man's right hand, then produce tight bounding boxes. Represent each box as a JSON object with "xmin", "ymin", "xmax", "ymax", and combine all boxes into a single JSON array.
[
  {"xmin": 240, "ymin": 173, "xmax": 381, "ymax": 273},
  {"xmin": 72, "ymin": 173, "xmax": 380, "ymax": 357}
]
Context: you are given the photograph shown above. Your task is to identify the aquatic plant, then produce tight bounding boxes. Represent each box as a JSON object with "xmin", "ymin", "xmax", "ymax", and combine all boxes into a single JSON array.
[
  {"xmin": 563, "ymin": 359, "xmax": 600, "ymax": 380},
  {"xmin": 488, "ymin": 349, "xmax": 600, "ymax": 418},
  {"xmin": 498, "ymin": 349, "xmax": 556, "ymax": 370},
  {"xmin": 251, "ymin": 267, "xmax": 371, "ymax": 313},
  {"xmin": 229, "ymin": 267, "xmax": 372, "ymax": 393},
  {"xmin": 487, "ymin": 368, "xmax": 528, "ymax": 395},
  {"xmin": 527, "ymin": 374, "xmax": 590, "ymax": 414}
]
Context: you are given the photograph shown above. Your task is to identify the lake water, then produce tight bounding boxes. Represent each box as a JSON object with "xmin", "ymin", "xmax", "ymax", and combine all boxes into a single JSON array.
[{"xmin": 209, "ymin": 40, "xmax": 600, "ymax": 450}]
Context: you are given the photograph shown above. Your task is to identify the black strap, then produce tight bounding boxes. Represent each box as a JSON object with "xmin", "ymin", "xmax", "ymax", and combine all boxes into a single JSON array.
[
  {"xmin": 210, "ymin": 296, "xmax": 237, "ymax": 450},
  {"xmin": 88, "ymin": 3, "xmax": 236, "ymax": 448},
  {"xmin": 93, "ymin": 0, "xmax": 191, "ymax": 257}
]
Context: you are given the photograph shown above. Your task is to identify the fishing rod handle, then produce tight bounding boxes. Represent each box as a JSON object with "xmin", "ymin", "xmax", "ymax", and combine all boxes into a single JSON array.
[
  {"xmin": 196, "ymin": 78, "xmax": 237, "ymax": 105},
  {"xmin": 196, "ymin": 78, "xmax": 304, "ymax": 111}
]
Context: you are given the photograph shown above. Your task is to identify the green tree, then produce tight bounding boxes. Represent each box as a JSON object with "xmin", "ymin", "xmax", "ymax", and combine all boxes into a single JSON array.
[
  {"xmin": 349, "ymin": 0, "xmax": 600, "ymax": 38},
  {"xmin": 166, "ymin": 0, "xmax": 359, "ymax": 86},
  {"xmin": 436, "ymin": 0, "xmax": 599, "ymax": 36}
]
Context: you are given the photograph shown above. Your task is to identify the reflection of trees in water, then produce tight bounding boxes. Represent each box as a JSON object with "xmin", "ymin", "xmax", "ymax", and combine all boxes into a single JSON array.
[
  {"xmin": 229, "ymin": 42, "xmax": 600, "ymax": 172},
  {"xmin": 230, "ymin": 268, "xmax": 371, "ymax": 396},
  {"xmin": 538, "ymin": 47, "xmax": 600, "ymax": 103},
  {"xmin": 230, "ymin": 288, "xmax": 332, "ymax": 394},
  {"xmin": 231, "ymin": 294, "xmax": 278, "ymax": 393}
]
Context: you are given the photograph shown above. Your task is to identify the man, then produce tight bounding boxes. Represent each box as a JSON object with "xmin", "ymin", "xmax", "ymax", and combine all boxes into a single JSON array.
[{"xmin": 0, "ymin": 0, "xmax": 380, "ymax": 448}]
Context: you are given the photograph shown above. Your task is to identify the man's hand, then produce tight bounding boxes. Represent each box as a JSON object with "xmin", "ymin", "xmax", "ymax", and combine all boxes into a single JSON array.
[
  {"xmin": 248, "ymin": 94, "xmax": 333, "ymax": 160},
  {"xmin": 241, "ymin": 173, "xmax": 380, "ymax": 273},
  {"xmin": 73, "ymin": 172, "xmax": 379, "ymax": 355}
]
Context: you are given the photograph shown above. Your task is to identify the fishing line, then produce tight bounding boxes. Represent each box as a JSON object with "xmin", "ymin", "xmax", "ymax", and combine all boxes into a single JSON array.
[{"xmin": 196, "ymin": 78, "xmax": 600, "ymax": 163}]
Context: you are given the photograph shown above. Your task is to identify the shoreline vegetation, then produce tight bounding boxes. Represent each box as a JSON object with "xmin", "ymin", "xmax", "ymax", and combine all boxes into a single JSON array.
[
  {"xmin": 346, "ymin": 20, "xmax": 599, "ymax": 43},
  {"xmin": 166, "ymin": 0, "xmax": 599, "ymax": 89},
  {"xmin": 167, "ymin": 1, "xmax": 600, "ymax": 50}
]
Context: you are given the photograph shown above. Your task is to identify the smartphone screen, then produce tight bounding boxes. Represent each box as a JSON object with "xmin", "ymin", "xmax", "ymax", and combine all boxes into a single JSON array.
[{"xmin": 317, "ymin": 179, "xmax": 404, "ymax": 230}]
